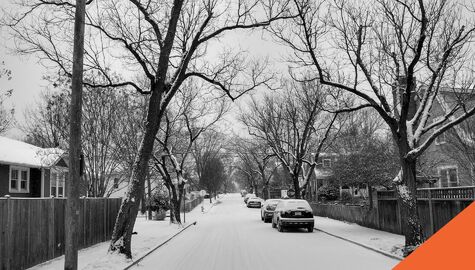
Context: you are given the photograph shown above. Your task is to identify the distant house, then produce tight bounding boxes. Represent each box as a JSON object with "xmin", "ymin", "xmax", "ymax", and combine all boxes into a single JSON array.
[
  {"xmin": 0, "ymin": 136, "xmax": 68, "ymax": 198},
  {"xmin": 305, "ymin": 152, "xmax": 374, "ymax": 200},
  {"xmin": 305, "ymin": 152, "xmax": 339, "ymax": 198}
]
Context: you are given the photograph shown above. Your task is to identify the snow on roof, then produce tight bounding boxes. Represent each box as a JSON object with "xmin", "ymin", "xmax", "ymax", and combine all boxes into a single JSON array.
[{"xmin": 0, "ymin": 136, "xmax": 66, "ymax": 168}]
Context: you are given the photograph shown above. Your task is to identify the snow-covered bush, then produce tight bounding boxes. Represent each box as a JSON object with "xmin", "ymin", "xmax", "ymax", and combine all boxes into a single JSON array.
[{"xmin": 146, "ymin": 191, "xmax": 170, "ymax": 213}]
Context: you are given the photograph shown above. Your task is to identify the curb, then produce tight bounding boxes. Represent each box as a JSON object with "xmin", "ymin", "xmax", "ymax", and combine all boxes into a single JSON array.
[
  {"xmin": 123, "ymin": 221, "xmax": 197, "ymax": 270},
  {"xmin": 315, "ymin": 227, "xmax": 404, "ymax": 261}
]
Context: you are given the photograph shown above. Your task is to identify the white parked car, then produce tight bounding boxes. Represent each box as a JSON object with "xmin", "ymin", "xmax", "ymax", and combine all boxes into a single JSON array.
[
  {"xmin": 243, "ymin": 193, "xmax": 256, "ymax": 204},
  {"xmin": 246, "ymin": 197, "xmax": 264, "ymax": 208},
  {"xmin": 272, "ymin": 199, "xmax": 314, "ymax": 232},
  {"xmin": 260, "ymin": 199, "xmax": 282, "ymax": 223}
]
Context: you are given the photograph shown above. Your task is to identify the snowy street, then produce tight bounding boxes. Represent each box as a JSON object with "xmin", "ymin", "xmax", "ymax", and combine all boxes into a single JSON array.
[{"xmin": 133, "ymin": 194, "xmax": 399, "ymax": 270}]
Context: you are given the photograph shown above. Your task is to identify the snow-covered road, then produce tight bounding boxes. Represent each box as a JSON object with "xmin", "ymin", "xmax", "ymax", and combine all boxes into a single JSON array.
[{"xmin": 133, "ymin": 194, "xmax": 399, "ymax": 270}]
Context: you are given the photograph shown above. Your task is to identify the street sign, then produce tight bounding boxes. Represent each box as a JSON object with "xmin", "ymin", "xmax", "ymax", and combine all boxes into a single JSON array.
[
  {"xmin": 281, "ymin": 190, "xmax": 288, "ymax": 198},
  {"xmin": 200, "ymin": 190, "xmax": 206, "ymax": 197}
]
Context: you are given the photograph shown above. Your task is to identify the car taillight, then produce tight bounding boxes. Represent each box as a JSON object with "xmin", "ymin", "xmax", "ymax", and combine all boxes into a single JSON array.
[
  {"xmin": 304, "ymin": 210, "xmax": 313, "ymax": 218},
  {"xmin": 281, "ymin": 210, "xmax": 291, "ymax": 218}
]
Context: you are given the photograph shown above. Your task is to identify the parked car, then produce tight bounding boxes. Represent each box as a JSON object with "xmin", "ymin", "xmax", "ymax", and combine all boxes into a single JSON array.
[
  {"xmin": 272, "ymin": 199, "xmax": 314, "ymax": 232},
  {"xmin": 244, "ymin": 193, "xmax": 256, "ymax": 204},
  {"xmin": 247, "ymin": 197, "xmax": 263, "ymax": 208},
  {"xmin": 260, "ymin": 199, "xmax": 282, "ymax": 223},
  {"xmin": 204, "ymin": 193, "xmax": 210, "ymax": 198}
]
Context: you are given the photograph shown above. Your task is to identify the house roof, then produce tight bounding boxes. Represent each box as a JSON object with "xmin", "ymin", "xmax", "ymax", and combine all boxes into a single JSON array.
[{"xmin": 0, "ymin": 136, "xmax": 66, "ymax": 168}]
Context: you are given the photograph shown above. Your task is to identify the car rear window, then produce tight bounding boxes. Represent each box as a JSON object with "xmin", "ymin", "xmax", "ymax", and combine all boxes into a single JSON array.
[{"xmin": 285, "ymin": 201, "xmax": 311, "ymax": 209}]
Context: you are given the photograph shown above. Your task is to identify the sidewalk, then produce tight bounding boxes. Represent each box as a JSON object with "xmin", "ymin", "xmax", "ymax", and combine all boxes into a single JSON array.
[
  {"xmin": 315, "ymin": 216, "xmax": 405, "ymax": 259},
  {"xmin": 29, "ymin": 198, "xmax": 218, "ymax": 270}
]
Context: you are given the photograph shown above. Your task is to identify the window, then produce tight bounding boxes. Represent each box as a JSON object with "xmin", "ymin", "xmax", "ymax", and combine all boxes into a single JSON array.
[
  {"xmin": 439, "ymin": 167, "xmax": 458, "ymax": 187},
  {"xmin": 433, "ymin": 117, "xmax": 447, "ymax": 145},
  {"xmin": 435, "ymin": 132, "xmax": 447, "ymax": 145},
  {"xmin": 9, "ymin": 167, "xmax": 29, "ymax": 193},
  {"xmin": 323, "ymin": 159, "xmax": 332, "ymax": 168},
  {"xmin": 113, "ymin": 178, "xmax": 119, "ymax": 189},
  {"xmin": 50, "ymin": 170, "xmax": 66, "ymax": 197}
]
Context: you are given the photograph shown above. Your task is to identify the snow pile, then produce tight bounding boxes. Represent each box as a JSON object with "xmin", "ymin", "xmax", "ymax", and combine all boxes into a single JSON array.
[
  {"xmin": 315, "ymin": 216, "xmax": 405, "ymax": 258},
  {"xmin": 28, "ymin": 198, "xmax": 216, "ymax": 270}
]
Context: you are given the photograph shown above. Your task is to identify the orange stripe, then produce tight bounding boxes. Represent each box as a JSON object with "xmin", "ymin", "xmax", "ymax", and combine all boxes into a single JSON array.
[{"xmin": 394, "ymin": 202, "xmax": 475, "ymax": 270}]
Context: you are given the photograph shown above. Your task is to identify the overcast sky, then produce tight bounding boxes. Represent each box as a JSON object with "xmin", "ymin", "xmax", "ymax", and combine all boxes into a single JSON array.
[{"xmin": 0, "ymin": 1, "xmax": 290, "ymax": 140}]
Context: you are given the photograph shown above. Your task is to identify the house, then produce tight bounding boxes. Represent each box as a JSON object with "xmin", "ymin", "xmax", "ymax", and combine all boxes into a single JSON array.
[
  {"xmin": 419, "ymin": 91, "xmax": 475, "ymax": 188},
  {"xmin": 0, "ymin": 136, "xmax": 68, "ymax": 198},
  {"xmin": 305, "ymin": 152, "xmax": 375, "ymax": 200},
  {"xmin": 305, "ymin": 152, "xmax": 339, "ymax": 199}
]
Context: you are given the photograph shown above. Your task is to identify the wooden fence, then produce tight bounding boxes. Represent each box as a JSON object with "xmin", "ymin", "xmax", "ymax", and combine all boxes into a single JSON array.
[
  {"xmin": 311, "ymin": 186, "xmax": 474, "ymax": 238},
  {"xmin": 0, "ymin": 197, "xmax": 122, "ymax": 270},
  {"xmin": 181, "ymin": 196, "xmax": 204, "ymax": 213}
]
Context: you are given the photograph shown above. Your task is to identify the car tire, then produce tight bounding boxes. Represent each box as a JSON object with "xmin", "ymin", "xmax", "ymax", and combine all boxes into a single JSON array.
[
  {"xmin": 272, "ymin": 220, "xmax": 276, "ymax": 228},
  {"xmin": 277, "ymin": 221, "xmax": 284, "ymax": 232},
  {"xmin": 308, "ymin": 226, "xmax": 314, "ymax": 233}
]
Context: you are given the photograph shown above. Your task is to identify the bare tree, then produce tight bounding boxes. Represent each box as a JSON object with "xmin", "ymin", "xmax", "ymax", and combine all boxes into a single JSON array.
[
  {"xmin": 200, "ymin": 154, "xmax": 226, "ymax": 200},
  {"xmin": 152, "ymin": 80, "xmax": 228, "ymax": 223},
  {"xmin": 241, "ymin": 80, "xmax": 343, "ymax": 199},
  {"xmin": 274, "ymin": 0, "xmax": 475, "ymax": 254},
  {"xmin": 4, "ymin": 0, "xmax": 293, "ymax": 257},
  {"xmin": 233, "ymin": 137, "xmax": 278, "ymax": 199},
  {"xmin": 22, "ymin": 80, "xmax": 142, "ymax": 197},
  {"xmin": 333, "ymin": 110, "xmax": 399, "ymax": 207},
  {"xmin": 0, "ymin": 61, "xmax": 14, "ymax": 134},
  {"xmin": 193, "ymin": 129, "xmax": 226, "ymax": 187}
]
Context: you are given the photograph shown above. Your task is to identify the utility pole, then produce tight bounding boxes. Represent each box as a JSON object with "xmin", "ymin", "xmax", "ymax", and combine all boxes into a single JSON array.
[{"xmin": 65, "ymin": 0, "xmax": 86, "ymax": 269}]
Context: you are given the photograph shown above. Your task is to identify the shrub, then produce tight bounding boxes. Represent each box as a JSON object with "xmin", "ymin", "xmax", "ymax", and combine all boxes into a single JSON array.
[
  {"xmin": 146, "ymin": 191, "xmax": 170, "ymax": 212},
  {"xmin": 340, "ymin": 191, "xmax": 352, "ymax": 202},
  {"xmin": 317, "ymin": 185, "xmax": 339, "ymax": 201}
]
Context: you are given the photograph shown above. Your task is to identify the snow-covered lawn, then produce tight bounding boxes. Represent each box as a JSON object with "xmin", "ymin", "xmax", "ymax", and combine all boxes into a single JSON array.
[
  {"xmin": 315, "ymin": 216, "xmax": 405, "ymax": 258},
  {"xmin": 28, "ymin": 198, "xmax": 218, "ymax": 270}
]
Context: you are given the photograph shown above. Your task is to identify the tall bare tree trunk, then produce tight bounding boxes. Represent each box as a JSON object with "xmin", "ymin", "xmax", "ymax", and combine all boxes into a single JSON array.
[
  {"xmin": 397, "ymin": 157, "xmax": 424, "ymax": 256},
  {"xmin": 170, "ymin": 183, "xmax": 182, "ymax": 224},
  {"xmin": 109, "ymin": 88, "xmax": 162, "ymax": 258},
  {"xmin": 367, "ymin": 183, "xmax": 373, "ymax": 209},
  {"xmin": 292, "ymin": 174, "xmax": 300, "ymax": 199},
  {"xmin": 147, "ymin": 172, "xmax": 152, "ymax": 220},
  {"xmin": 65, "ymin": 1, "xmax": 86, "ymax": 269}
]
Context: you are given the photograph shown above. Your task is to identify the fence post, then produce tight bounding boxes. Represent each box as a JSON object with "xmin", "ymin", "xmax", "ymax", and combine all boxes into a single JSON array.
[
  {"xmin": 428, "ymin": 189, "xmax": 435, "ymax": 236},
  {"xmin": 48, "ymin": 198, "xmax": 55, "ymax": 259},
  {"xmin": 5, "ymin": 195, "xmax": 11, "ymax": 270},
  {"xmin": 104, "ymin": 198, "xmax": 107, "ymax": 242}
]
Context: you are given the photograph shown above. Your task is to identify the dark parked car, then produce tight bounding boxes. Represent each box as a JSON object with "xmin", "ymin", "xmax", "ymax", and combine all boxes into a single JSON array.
[
  {"xmin": 272, "ymin": 199, "xmax": 314, "ymax": 232},
  {"xmin": 246, "ymin": 197, "xmax": 263, "ymax": 208},
  {"xmin": 261, "ymin": 199, "xmax": 282, "ymax": 223}
]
